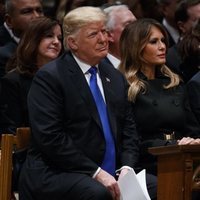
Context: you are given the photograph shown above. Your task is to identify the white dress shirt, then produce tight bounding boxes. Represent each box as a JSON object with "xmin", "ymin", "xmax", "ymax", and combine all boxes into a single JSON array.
[
  {"xmin": 107, "ymin": 53, "xmax": 120, "ymax": 69},
  {"xmin": 4, "ymin": 22, "xmax": 20, "ymax": 44},
  {"xmin": 72, "ymin": 54, "xmax": 106, "ymax": 102},
  {"xmin": 163, "ymin": 18, "xmax": 180, "ymax": 44}
]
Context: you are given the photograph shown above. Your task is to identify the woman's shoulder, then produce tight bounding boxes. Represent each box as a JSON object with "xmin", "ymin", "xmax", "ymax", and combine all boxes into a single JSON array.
[
  {"xmin": 2, "ymin": 69, "xmax": 32, "ymax": 85},
  {"xmin": 2, "ymin": 69, "xmax": 20, "ymax": 82}
]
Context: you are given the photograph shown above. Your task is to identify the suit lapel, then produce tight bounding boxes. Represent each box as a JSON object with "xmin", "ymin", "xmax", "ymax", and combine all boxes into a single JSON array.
[
  {"xmin": 60, "ymin": 53, "xmax": 118, "ymax": 138},
  {"xmin": 99, "ymin": 62, "xmax": 118, "ymax": 139},
  {"xmin": 61, "ymin": 53, "xmax": 102, "ymax": 129}
]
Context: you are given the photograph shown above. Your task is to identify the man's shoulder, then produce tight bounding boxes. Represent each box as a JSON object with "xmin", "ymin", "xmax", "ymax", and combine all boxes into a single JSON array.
[
  {"xmin": 100, "ymin": 58, "xmax": 122, "ymax": 75},
  {"xmin": 0, "ymin": 25, "xmax": 12, "ymax": 46},
  {"xmin": 189, "ymin": 71, "xmax": 200, "ymax": 83},
  {"xmin": 36, "ymin": 52, "xmax": 74, "ymax": 75},
  {"xmin": 99, "ymin": 58, "xmax": 126, "ymax": 87},
  {"xmin": 101, "ymin": 57, "xmax": 114, "ymax": 66},
  {"xmin": 0, "ymin": 41, "xmax": 17, "ymax": 58}
]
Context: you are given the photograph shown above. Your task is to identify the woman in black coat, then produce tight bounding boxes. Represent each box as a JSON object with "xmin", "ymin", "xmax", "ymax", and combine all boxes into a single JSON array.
[
  {"xmin": 0, "ymin": 17, "xmax": 63, "ymax": 134},
  {"xmin": 119, "ymin": 18, "xmax": 200, "ymax": 175}
]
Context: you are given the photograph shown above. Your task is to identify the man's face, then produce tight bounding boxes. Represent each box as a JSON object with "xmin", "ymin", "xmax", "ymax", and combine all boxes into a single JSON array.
[
  {"xmin": 69, "ymin": 21, "xmax": 109, "ymax": 66},
  {"xmin": 110, "ymin": 9, "xmax": 136, "ymax": 45},
  {"xmin": 6, "ymin": 0, "xmax": 43, "ymax": 37},
  {"xmin": 162, "ymin": 0, "xmax": 181, "ymax": 24},
  {"xmin": 183, "ymin": 3, "xmax": 200, "ymax": 33},
  {"xmin": 108, "ymin": 9, "xmax": 136, "ymax": 58}
]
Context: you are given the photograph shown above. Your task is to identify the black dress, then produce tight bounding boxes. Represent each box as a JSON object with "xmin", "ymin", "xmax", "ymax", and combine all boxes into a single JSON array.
[
  {"xmin": 0, "ymin": 69, "xmax": 33, "ymax": 133},
  {"xmin": 133, "ymin": 71, "xmax": 200, "ymax": 175}
]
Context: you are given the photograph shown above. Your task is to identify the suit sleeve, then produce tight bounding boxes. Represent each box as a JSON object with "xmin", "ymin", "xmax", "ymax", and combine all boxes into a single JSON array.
[
  {"xmin": 28, "ymin": 68, "xmax": 99, "ymax": 176},
  {"xmin": 182, "ymin": 84, "xmax": 200, "ymax": 138},
  {"xmin": 187, "ymin": 78, "xmax": 200, "ymax": 126}
]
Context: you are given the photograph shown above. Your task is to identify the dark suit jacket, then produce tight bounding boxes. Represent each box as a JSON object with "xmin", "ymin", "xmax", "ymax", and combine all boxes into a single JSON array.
[
  {"xmin": 0, "ymin": 41, "xmax": 17, "ymax": 77},
  {"xmin": 163, "ymin": 26, "xmax": 177, "ymax": 48},
  {"xmin": 19, "ymin": 52, "xmax": 139, "ymax": 199},
  {"xmin": 187, "ymin": 71, "xmax": 200, "ymax": 124},
  {"xmin": 0, "ymin": 69, "xmax": 32, "ymax": 133},
  {"xmin": 102, "ymin": 56, "xmax": 114, "ymax": 66},
  {"xmin": 166, "ymin": 44, "xmax": 182, "ymax": 75},
  {"xmin": 0, "ymin": 25, "xmax": 12, "ymax": 46}
]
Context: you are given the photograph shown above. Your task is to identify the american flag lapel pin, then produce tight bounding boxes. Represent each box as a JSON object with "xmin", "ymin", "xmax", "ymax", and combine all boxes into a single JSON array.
[{"xmin": 106, "ymin": 77, "xmax": 110, "ymax": 82}]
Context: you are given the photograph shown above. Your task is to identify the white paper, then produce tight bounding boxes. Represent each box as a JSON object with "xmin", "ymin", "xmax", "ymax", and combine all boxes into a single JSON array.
[{"xmin": 118, "ymin": 169, "xmax": 151, "ymax": 200}]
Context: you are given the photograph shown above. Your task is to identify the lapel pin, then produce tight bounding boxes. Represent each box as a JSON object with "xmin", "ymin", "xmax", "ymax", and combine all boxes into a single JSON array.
[{"xmin": 106, "ymin": 77, "xmax": 110, "ymax": 82}]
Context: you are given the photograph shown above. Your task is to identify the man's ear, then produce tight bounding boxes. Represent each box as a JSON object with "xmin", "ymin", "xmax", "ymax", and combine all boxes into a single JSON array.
[
  {"xmin": 107, "ymin": 31, "xmax": 114, "ymax": 42},
  {"xmin": 161, "ymin": 4, "xmax": 168, "ymax": 17},
  {"xmin": 67, "ymin": 36, "xmax": 78, "ymax": 50},
  {"xmin": 177, "ymin": 21, "xmax": 186, "ymax": 34},
  {"xmin": 5, "ymin": 14, "xmax": 13, "ymax": 29}
]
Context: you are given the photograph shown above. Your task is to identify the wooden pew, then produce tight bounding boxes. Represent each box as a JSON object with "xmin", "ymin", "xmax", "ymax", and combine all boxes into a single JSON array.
[
  {"xmin": 0, "ymin": 127, "xmax": 30, "ymax": 200},
  {"xmin": 149, "ymin": 144, "xmax": 200, "ymax": 200}
]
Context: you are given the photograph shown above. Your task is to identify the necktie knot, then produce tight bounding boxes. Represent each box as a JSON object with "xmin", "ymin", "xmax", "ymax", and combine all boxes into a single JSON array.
[{"xmin": 88, "ymin": 66, "xmax": 97, "ymax": 75}]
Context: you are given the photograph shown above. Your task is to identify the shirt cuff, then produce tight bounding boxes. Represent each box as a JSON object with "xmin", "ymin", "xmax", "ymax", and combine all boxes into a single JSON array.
[
  {"xmin": 115, "ymin": 166, "xmax": 133, "ymax": 175},
  {"xmin": 92, "ymin": 167, "xmax": 101, "ymax": 178}
]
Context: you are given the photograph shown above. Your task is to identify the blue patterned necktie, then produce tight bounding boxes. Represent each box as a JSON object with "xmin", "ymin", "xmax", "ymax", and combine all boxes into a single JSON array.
[{"xmin": 88, "ymin": 66, "xmax": 116, "ymax": 176}]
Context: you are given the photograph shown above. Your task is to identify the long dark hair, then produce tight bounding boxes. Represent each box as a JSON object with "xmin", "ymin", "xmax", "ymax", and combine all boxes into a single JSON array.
[
  {"xmin": 119, "ymin": 18, "xmax": 180, "ymax": 101},
  {"xmin": 6, "ymin": 16, "xmax": 63, "ymax": 76}
]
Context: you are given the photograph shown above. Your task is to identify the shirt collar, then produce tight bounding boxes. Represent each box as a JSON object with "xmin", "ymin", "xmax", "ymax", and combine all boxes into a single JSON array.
[
  {"xmin": 163, "ymin": 19, "xmax": 180, "ymax": 44},
  {"xmin": 72, "ymin": 53, "xmax": 98, "ymax": 74},
  {"xmin": 107, "ymin": 53, "xmax": 120, "ymax": 69},
  {"xmin": 138, "ymin": 68, "xmax": 167, "ymax": 80},
  {"xmin": 4, "ymin": 22, "xmax": 20, "ymax": 44}
]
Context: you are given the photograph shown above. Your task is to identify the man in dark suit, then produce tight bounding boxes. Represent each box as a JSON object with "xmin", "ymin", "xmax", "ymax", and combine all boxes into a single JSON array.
[
  {"xmin": 19, "ymin": 7, "xmax": 140, "ymax": 200},
  {"xmin": 0, "ymin": 0, "xmax": 43, "ymax": 46},
  {"xmin": 187, "ymin": 71, "xmax": 200, "ymax": 200},
  {"xmin": 103, "ymin": 4, "xmax": 136, "ymax": 69},
  {"xmin": 0, "ymin": 25, "xmax": 12, "ymax": 46},
  {"xmin": 157, "ymin": 0, "xmax": 180, "ymax": 48},
  {"xmin": 0, "ymin": 0, "xmax": 43, "ymax": 77},
  {"xmin": 187, "ymin": 71, "xmax": 200, "ymax": 124},
  {"xmin": 166, "ymin": 0, "xmax": 200, "ymax": 80},
  {"xmin": 0, "ymin": 41, "xmax": 17, "ymax": 77}
]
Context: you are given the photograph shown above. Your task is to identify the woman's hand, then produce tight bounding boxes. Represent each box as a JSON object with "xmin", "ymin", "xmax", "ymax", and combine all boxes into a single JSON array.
[{"xmin": 177, "ymin": 137, "xmax": 200, "ymax": 145}]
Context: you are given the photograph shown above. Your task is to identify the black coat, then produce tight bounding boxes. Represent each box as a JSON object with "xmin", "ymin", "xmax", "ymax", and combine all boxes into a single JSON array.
[
  {"xmin": 0, "ymin": 69, "xmax": 33, "ymax": 133},
  {"xmin": 134, "ymin": 72, "xmax": 200, "ymax": 174}
]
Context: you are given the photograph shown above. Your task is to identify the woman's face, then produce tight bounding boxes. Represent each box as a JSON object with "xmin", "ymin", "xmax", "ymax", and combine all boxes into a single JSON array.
[
  {"xmin": 37, "ymin": 24, "xmax": 62, "ymax": 67},
  {"xmin": 142, "ymin": 26, "xmax": 166, "ymax": 67}
]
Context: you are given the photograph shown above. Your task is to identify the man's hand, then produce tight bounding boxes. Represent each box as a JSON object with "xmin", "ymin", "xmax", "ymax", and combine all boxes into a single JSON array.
[
  {"xmin": 95, "ymin": 169, "xmax": 120, "ymax": 200},
  {"xmin": 118, "ymin": 168, "xmax": 130, "ymax": 181}
]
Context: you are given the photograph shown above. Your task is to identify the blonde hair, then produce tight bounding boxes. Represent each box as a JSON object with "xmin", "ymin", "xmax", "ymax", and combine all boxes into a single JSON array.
[
  {"xmin": 119, "ymin": 18, "xmax": 180, "ymax": 102},
  {"xmin": 62, "ymin": 6, "xmax": 107, "ymax": 49}
]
